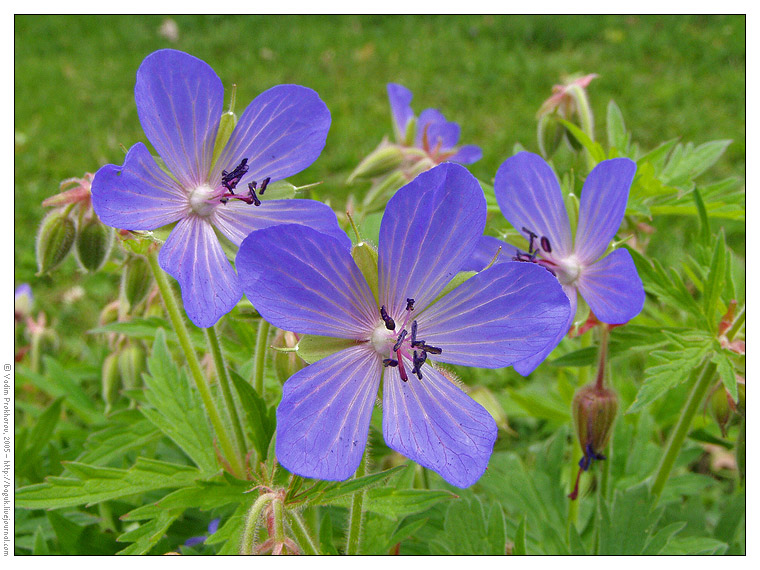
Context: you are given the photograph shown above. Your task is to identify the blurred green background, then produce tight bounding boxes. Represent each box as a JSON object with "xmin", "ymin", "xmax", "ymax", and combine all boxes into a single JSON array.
[{"xmin": 15, "ymin": 14, "xmax": 745, "ymax": 322}]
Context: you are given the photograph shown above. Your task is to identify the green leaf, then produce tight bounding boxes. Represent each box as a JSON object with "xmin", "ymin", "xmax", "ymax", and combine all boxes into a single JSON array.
[
  {"xmin": 557, "ymin": 118, "xmax": 606, "ymax": 164},
  {"xmin": 362, "ymin": 488, "xmax": 457, "ymax": 520},
  {"xmin": 640, "ymin": 522, "xmax": 686, "ymax": 555},
  {"xmin": 430, "ymin": 495, "xmax": 505, "ymax": 554},
  {"xmin": 116, "ymin": 511, "xmax": 181, "ymax": 555},
  {"xmin": 318, "ymin": 510, "xmax": 339, "ymax": 555},
  {"xmin": 303, "ymin": 465, "xmax": 407, "ymax": 506},
  {"xmin": 141, "ymin": 330, "xmax": 217, "ymax": 473},
  {"xmin": 661, "ymin": 139, "xmax": 732, "ymax": 187},
  {"xmin": 296, "ymin": 334, "xmax": 358, "ymax": 364},
  {"xmin": 606, "ymin": 99, "xmax": 629, "ymax": 152},
  {"xmin": 27, "ymin": 359, "xmax": 104, "ymax": 425},
  {"xmin": 23, "ymin": 396, "xmax": 63, "ymax": 458},
  {"xmin": 512, "ymin": 515, "xmax": 527, "ymax": 555},
  {"xmin": 16, "ymin": 458, "xmax": 203, "ymax": 510},
  {"xmin": 597, "ymin": 482, "xmax": 665, "ymax": 555},
  {"xmin": 660, "ymin": 536, "xmax": 728, "ymax": 555},
  {"xmin": 32, "ymin": 526, "xmax": 50, "ymax": 555},
  {"xmin": 627, "ymin": 344, "xmax": 711, "ymax": 413},
  {"xmin": 702, "ymin": 229, "xmax": 727, "ymax": 329},
  {"xmin": 691, "ymin": 187, "xmax": 711, "ymax": 247},
  {"xmin": 637, "ymin": 138, "xmax": 679, "ymax": 172},
  {"xmin": 550, "ymin": 347, "xmax": 596, "ymax": 367},
  {"xmin": 228, "ymin": 370, "xmax": 276, "ymax": 459},
  {"xmin": 712, "ymin": 349, "xmax": 738, "ymax": 403},
  {"xmin": 47, "ymin": 511, "xmax": 84, "ymax": 554},
  {"xmin": 76, "ymin": 410, "xmax": 162, "ymax": 465}
]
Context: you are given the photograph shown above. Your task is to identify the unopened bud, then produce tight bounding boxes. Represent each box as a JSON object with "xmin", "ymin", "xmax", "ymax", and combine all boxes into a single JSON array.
[
  {"xmin": 348, "ymin": 144, "xmax": 404, "ymax": 183},
  {"xmin": 118, "ymin": 344, "xmax": 146, "ymax": 391},
  {"xmin": 36, "ymin": 209, "xmax": 76, "ymax": 274},
  {"xmin": 271, "ymin": 329, "xmax": 306, "ymax": 383},
  {"xmin": 537, "ymin": 112, "xmax": 565, "ymax": 158},
  {"xmin": 709, "ymin": 384, "xmax": 732, "ymax": 437},
  {"xmin": 75, "ymin": 216, "xmax": 114, "ymax": 272},
  {"xmin": 572, "ymin": 383, "xmax": 618, "ymax": 465},
  {"xmin": 361, "ymin": 170, "xmax": 408, "ymax": 211},
  {"xmin": 121, "ymin": 255, "xmax": 153, "ymax": 309},
  {"xmin": 102, "ymin": 352, "xmax": 121, "ymax": 412}
]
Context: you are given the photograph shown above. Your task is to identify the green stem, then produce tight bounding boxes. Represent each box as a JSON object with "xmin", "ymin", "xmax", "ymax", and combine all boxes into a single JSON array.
[
  {"xmin": 287, "ymin": 510, "xmax": 319, "ymax": 555},
  {"xmin": 272, "ymin": 497, "xmax": 285, "ymax": 543},
  {"xmin": 240, "ymin": 492, "xmax": 276, "ymax": 555},
  {"xmin": 146, "ymin": 250, "xmax": 244, "ymax": 478},
  {"xmin": 253, "ymin": 319, "xmax": 271, "ymax": 395},
  {"xmin": 345, "ymin": 452, "xmax": 368, "ymax": 555},
  {"xmin": 567, "ymin": 84, "xmax": 596, "ymax": 170},
  {"xmin": 651, "ymin": 360, "xmax": 717, "ymax": 502},
  {"xmin": 727, "ymin": 305, "xmax": 745, "ymax": 340},
  {"xmin": 205, "ymin": 326, "xmax": 247, "ymax": 467}
]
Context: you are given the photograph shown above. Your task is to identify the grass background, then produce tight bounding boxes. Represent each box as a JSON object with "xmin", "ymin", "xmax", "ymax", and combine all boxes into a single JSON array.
[{"xmin": 15, "ymin": 14, "xmax": 745, "ymax": 321}]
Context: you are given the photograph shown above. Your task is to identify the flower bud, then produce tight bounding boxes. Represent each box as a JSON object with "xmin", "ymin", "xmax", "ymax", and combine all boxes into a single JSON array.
[
  {"xmin": 709, "ymin": 384, "xmax": 732, "ymax": 437},
  {"xmin": 121, "ymin": 255, "xmax": 153, "ymax": 309},
  {"xmin": 101, "ymin": 352, "xmax": 121, "ymax": 412},
  {"xmin": 75, "ymin": 215, "xmax": 114, "ymax": 272},
  {"xmin": 271, "ymin": 329, "xmax": 306, "ymax": 383},
  {"xmin": 572, "ymin": 383, "xmax": 618, "ymax": 468},
  {"xmin": 348, "ymin": 144, "xmax": 404, "ymax": 183},
  {"xmin": 118, "ymin": 344, "xmax": 146, "ymax": 391},
  {"xmin": 537, "ymin": 112, "xmax": 565, "ymax": 158},
  {"xmin": 36, "ymin": 209, "xmax": 76, "ymax": 274},
  {"xmin": 361, "ymin": 170, "xmax": 408, "ymax": 212}
]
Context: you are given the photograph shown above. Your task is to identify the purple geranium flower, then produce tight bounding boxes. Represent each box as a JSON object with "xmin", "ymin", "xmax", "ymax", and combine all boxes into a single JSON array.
[
  {"xmin": 91, "ymin": 49, "xmax": 348, "ymax": 327},
  {"xmin": 467, "ymin": 152, "xmax": 645, "ymax": 375},
  {"xmin": 236, "ymin": 163, "xmax": 570, "ymax": 487},
  {"xmin": 184, "ymin": 518, "xmax": 220, "ymax": 548},
  {"xmin": 387, "ymin": 83, "xmax": 482, "ymax": 165}
]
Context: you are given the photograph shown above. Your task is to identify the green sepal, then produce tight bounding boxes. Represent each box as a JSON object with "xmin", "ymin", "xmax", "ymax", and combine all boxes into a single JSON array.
[
  {"xmin": 261, "ymin": 179, "xmax": 296, "ymax": 201},
  {"xmin": 348, "ymin": 143, "xmax": 404, "ymax": 183},
  {"xmin": 430, "ymin": 271, "xmax": 476, "ymax": 306},
  {"xmin": 297, "ymin": 334, "xmax": 359, "ymax": 364},
  {"xmin": 121, "ymin": 254, "xmax": 153, "ymax": 309},
  {"xmin": 210, "ymin": 110, "xmax": 237, "ymax": 171},
  {"xmin": 402, "ymin": 116, "xmax": 417, "ymax": 146},
  {"xmin": 352, "ymin": 241, "xmax": 379, "ymax": 304}
]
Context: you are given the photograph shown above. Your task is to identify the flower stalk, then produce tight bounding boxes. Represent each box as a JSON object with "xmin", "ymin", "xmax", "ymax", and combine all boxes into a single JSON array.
[
  {"xmin": 253, "ymin": 319, "xmax": 271, "ymax": 395},
  {"xmin": 287, "ymin": 510, "xmax": 319, "ymax": 555},
  {"xmin": 240, "ymin": 492, "xmax": 277, "ymax": 555},
  {"xmin": 345, "ymin": 452, "xmax": 368, "ymax": 555},
  {"xmin": 147, "ymin": 249, "xmax": 244, "ymax": 478}
]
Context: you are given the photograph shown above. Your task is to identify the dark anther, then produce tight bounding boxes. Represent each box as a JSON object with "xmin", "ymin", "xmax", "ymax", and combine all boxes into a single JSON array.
[
  {"xmin": 383, "ymin": 358, "xmax": 399, "ymax": 368},
  {"xmin": 410, "ymin": 320, "xmax": 418, "ymax": 344},
  {"xmin": 380, "ymin": 306, "xmax": 395, "ymax": 330},
  {"xmin": 513, "ymin": 251, "xmax": 536, "ymax": 263},
  {"xmin": 221, "ymin": 158, "xmax": 249, "ymax": 192},
  {"xmin": 393, "ymin": 330, "xmax": 407, "ymax": 352},
  {"xmin": 411, "ymin": 350, "xmax": 427, "ymax": 379},
  {"xmin": 406, "ymin": 298, "xmax": 415, "ymax": 311},
  {"xmin": 259, "ymin": 177, "xmax": 271, "ymax": 195},
  {"xmin": 522, "ymin": 226, "xmax": 538, "ymax": 255},
  {"xmin": 540, "ymin": 236, "xmax": 552, "ymax": 253},
  {"xmin": 419, "ymin": 343, "xmax": 442, "ymax": 355},
  {"xmin": 247, "ymin": 182, "xmax": 262, "ymax": 206}
]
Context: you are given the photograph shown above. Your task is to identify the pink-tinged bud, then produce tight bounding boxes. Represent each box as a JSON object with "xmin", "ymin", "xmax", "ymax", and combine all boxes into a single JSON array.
[
  {"xmin": 271, "ymin": 329, "xmax": 306, "ymax": 384},
  {"xmin": 41, "ymin": 173, "xmax": 94, "ymax": 208},
  {"xmin": 75, "ymin": 215, "xmax": 114, "ymax": 272},
  {"xmin": 569, "ymin": 383, "xmax": 618, "ymax": 500},
  {"xmin": 35, "ymin": 209, "xmax": 76, "ymax": 274}
]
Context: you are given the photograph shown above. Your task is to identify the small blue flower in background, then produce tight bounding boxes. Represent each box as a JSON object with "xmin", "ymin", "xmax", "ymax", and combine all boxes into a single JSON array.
[
  {"xmin": 466, "ymin": 152, "xmax": 645, "ymax": 375},
  {"xmin": 236, "ymin": 163, "xmax": 570, "ymax": 488},
  {"xmin": 387, "ymin": 83, "xmax": 482, "ymax": 165},
  {"xmin": 184, "ymin": 518, "xmax": 220, "ymax": 548},
  {"xmin": 15, "ymin": 284, "xmax": 34, "ymax": 320},
  {"xmin": 91, "ymin": 49, "xmax": 348, "ymax": 328}
]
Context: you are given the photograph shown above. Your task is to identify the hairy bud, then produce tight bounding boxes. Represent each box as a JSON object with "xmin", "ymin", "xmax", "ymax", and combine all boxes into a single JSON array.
[
  {"xmin": 36, "ymin": 209, "xmax": 76, "ymax": 274},
  {"xmin": 101, "ymin": 352, "xmax": 121, "ymax": 413},
  {"xmin": 121, "ymin": 255, "xmax": 153, "ymax": 309},
  {"xmin": 75, "ymin": 216, "xmax": 114, "ymax": 272}
]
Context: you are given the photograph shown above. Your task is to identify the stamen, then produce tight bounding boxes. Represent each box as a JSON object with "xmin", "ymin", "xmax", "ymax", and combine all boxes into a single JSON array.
[
  {"xmin": 221, "ymin": 158, "xmax": 248, "ymax": 192},
  {"xmin": 411, "ymin": 350, "xmax": 426, "ymax": 379},
  {"xmin": 383, "ymin": 358, "xmax": 399, "ymax": 368},
  {"xmin": 259, "ymin": 177, "xmax": 271, "ymax": 195},
  {"xmin": 522, "ymin": 227, "xmax": 538, "ymax": 255},
  {"xmin": 396, "ymin": 350, "xmax": 408, "ymax": 382},
  {"xmin": 406, "ymin": 298, "xmax": 415, "ymax": 311},
  {"xmin": 418, "ymin": 343, "xmax": 442, "ymax": 355},
  {"xmin": 380, "ymin": 306, "xmax": 395, "ymax": 330},
  {"xmin": 540, "ymin": 236, "xmax": 552, "ymax": 253},
  {"xmin": 393, "ymin": 330, "xmax": 407, "ymax": 352},
  {"xmin": 247, "ymin": 182, "xmax": 262, "ymax": 207},
  {"xmin": 410, "ymin": 320, "xmax": 418, "ymax": 344}
]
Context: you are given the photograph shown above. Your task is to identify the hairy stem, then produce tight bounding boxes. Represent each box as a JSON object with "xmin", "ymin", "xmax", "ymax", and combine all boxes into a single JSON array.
[
  {"xmin": 651, "ymin": 360, "xmax": 717, "ymax": 502},
  {"xmin": 345, "ymin": 452, "xmax": 368, "ymax": 555},
  {"xmin": 147, "ymin": 250, "xmax": 244, "ymax": 478},
  {"xmin": 205, "ymin": 326, "xmax": 247, "ymax": 468},
  {"xmin": 287, "ymin": 510, "xmax": 319, "ymax": 555},
  {"xmin": 240, "ymin": 492, "xmax": 276, "ymax": 555},
  {"xmin": 253, "ymin": 319, "xmax": 271, "ymax": 395}
]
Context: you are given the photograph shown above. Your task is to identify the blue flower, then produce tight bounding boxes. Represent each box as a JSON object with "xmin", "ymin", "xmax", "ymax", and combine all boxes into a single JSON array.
[
  {"xmin": 184, "ymin": 518, "xmax": 220, "ymax": 548},
  {"xmin": 91, "ymin": 49, "xmax": 348, "ymax": 327},
  {"xmin": 467, "ymin": 152, "xmax": 645, "ymax": 375},
  {"xmin": 236, "ymin": 163, "xmax": 570, "ymax": 487},
  {"xmin": 387, "ymin": 83, "xmax": 482, "ymax": 165}
]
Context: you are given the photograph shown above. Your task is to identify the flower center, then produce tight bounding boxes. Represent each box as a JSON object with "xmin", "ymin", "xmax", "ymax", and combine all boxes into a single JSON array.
[
  {"xmin": 371, "ymin": 298, "xmax": 442, "ymax": 382},
  {"xmin": 188, "ymin": 184, "xmax": 217, "ymax": 217},
  {"xmin": 556, "ymin": 255, "xmax": 582, "ymax": 286}
]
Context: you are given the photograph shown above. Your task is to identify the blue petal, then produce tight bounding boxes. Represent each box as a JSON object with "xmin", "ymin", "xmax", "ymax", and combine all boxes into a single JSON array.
[
  {"xmin": 378, "ymin": 163, "xmax": 486, "ymax": 318},
  {"xmin": 577, "ymin": 247, "xmax": 645, "ymax": 324},
  {"xmin": 448, "ymin": 145, "xmax": 483, "ymax": 165},
  {"xmin": 382, "ymin": 364, "xmax": 497, "ymax": 488},
  {"xmin": 276, "ymin": 345, "xmax": 382, "ymax": 481},
  {"xmin": 574, "ymin": 158, "xmax": 636, "ymax": 264},
  {"xmin": 214, "ymin": 85, "xmax": 330, "ymax": 186},
  {"xmin": 237, "ymin": 224, "xmax": 378, "ymax": 339},
  {"xmin": 417, "ymin": 261, "xmax": 571, "ymax": 368},
  {"xmin": 494, "ymin": 152, "xmax": 573, "ymax": 259},
  {"xmin": 460, "ymin": 235, "xmax": 508, "ymax": 272},
  {"xmin": 91, "ymin": 143, "xmax": 187, "ymax": 231},
  {"xmin": 213, "ymin": 198, "xmax": 348, "ymax": 247},
  {"xmin": 158, "ymin": 216, "xmax": 240, "ymax": 328},
  {"xmin": 414, "ymin": 108, "xmax": 447, "ymax": 148},
  {"xmin": 134, "ymin": 49, "xmax": 223, "ymax": 188},
  {"xmin": 184, "ymin": 535, "xmax": 206, "ymax": 547},
  {"xmin": 512, "ymin": 284, "xmax": 576, "ymax": 376},
  {"xmin": 387, "ymin": 83, "xmax": 414, "ymax": 142}
]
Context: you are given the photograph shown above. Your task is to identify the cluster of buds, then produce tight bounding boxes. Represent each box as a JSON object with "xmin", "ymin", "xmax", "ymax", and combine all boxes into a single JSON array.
[
  {"xmin": 536, "ymin": 73, "xmax": 598, "ymax": 158},
  {"xmin": 36, "ymin": 173, "xmax": 114, "ymax": 274}
]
